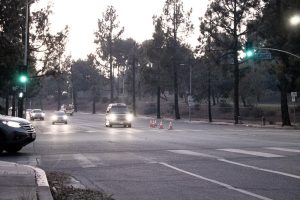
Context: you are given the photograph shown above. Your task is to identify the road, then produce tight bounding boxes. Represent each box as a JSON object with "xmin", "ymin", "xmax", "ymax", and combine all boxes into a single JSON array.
[{"xmin": 1, "ymin": 111, "xmax": 300, "ymax": 200}]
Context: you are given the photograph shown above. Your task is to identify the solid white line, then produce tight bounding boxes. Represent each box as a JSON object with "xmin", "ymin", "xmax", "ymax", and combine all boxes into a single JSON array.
[
  {"xmin": 73, "ymin": 154, "xmax": 97, "ymax": 168},
  {"xmin": 265, "ymin": 147, "xmax": 300, "ymax": 153},
  {"xmin": 159, "ymin": 162, "xmax": 272, "ymax": 200},
  {"xmin": 218, "ymin": 149, "xmax": 284, "ymax": 158}
]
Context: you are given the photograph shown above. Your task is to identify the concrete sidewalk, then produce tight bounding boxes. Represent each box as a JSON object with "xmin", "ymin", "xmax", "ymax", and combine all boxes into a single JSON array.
[{"xmin": 0, "ymin": 161, "xmax": 52, "ymax": 200}]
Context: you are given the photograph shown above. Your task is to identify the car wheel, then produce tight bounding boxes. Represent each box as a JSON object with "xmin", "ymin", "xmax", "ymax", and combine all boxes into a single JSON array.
[
  {"xmin": 52, "ymin": 122, "xmax": 55, "ymax": 125},
  {"xmin": 109, "ymin": 124, "xmax": 112, "ymax": 127},
  {"xmin": 128, "ymin": 124, "xmax": 132, "ymax": 128},
  {"xmin": 65, "ymin": 121, "xmax": 68, "ymax": 124},
  {"xmin": 5, "ymin": 146, "xmax": 22, "ymax": 153}
]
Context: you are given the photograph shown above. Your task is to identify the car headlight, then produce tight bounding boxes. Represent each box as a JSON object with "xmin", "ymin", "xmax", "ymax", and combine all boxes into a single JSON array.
[
  {"xmin": 42, "ymin": 113, "xmax": 45, "ymax": 117},
  {"xmin": 63, "ymin": 115, "xmax": 67, "ymax": 120},
  {"xmin": 108, "ymin": 114, "xmax": 117, "ymax": 121},
  {"xmin": 126, "ymin": 114, "xmax": 133, "ymax": 121},
  {"xmin": 2, "ymin": 121, "xmax": 21, "ymax": 128},
  {"xmin": 32, "ymin": 113, "xmax": 36, "ymax": 117}
]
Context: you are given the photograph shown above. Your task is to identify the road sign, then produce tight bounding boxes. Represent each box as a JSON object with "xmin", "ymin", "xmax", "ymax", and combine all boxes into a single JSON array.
[{"xmin": 255, "ymin": 52, "xmax": 272, "ymax": 60}]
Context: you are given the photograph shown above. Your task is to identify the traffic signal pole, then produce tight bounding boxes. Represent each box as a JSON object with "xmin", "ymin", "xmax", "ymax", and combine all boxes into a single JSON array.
[{"xmin": 18, "ymin": 0, "xmax": 29, "ymax": 118}]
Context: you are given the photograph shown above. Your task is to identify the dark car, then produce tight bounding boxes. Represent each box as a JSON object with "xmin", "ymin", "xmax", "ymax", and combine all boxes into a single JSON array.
[
  {"xmin": 51, "ymin": 111, "xmax": 68, "ymax": 124},
  {"xmin": 0, "ymin": 115, "xmax": 36, "ymax": 153},
  {"xmin": 29, "ymin": 109, "xmax": 45, "ymax": 121},
  {"xmin": 105, "ymin": 103, "xmax": 133, "ymax": 128}
]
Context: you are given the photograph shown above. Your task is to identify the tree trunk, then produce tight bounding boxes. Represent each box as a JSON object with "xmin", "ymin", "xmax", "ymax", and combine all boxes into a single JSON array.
[
  {"xmin": 233, "ymin": 0, "xmax": 240, "ymax": 124},
  {"xmin": 208, "ymin": 65, "xmax": 212, "ymax": 122},
  {"xmin": 5, "ymin": 94, "xmax": 9, "ymax": 115},
  {"xmin": 157, "ymin": 86, "xmax": 161, "ymax": 119},
  {"xmin": 73, "ymin": 90, "xmax": 78, "ymax": 112},
  {"xmin": 57, "ymin": 79, "xmax": 61, "ymax": 111},
  {"xmin": 279, "ymin": 54, "xmax": 291, "ymax": 126},
  {"xmin": 132, "ymin": 58, "xmax": 136, "ymax": 116},
  {"xmin": 173, "ymin": 60, "xmax": 180, "ymax": 119}
]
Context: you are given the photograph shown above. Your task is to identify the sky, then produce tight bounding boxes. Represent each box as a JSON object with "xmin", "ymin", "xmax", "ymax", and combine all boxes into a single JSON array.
[{"xmin": 33, "ymin": 0, "xmax": 209, "ymax": 60}]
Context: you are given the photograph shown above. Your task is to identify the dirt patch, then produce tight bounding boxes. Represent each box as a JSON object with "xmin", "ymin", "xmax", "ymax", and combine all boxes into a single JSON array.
[{"xmin": 46, "ymin": 171, "xmax": 115, "ymax": 200}]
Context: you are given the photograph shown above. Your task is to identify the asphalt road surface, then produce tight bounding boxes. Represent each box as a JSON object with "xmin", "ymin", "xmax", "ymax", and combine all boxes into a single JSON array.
[{"xmin": 1, "ymin": 111, "xmax": 300, "ymax": 200}]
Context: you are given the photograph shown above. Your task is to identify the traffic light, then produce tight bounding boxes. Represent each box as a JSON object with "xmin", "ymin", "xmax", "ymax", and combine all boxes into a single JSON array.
[
  {"xmin": 245, "ymin": 41, "xmax": 254, "ymax": 58},
  {"xmin": 18, "ymin": 65, "xmax": 28, "ymax": 84}
]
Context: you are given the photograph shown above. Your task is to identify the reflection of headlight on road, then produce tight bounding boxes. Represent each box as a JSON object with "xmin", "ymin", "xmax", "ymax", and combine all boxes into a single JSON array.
[
  {"xmin": 2, "ymin": 121, "xmax": 21, "ymax": 128},
  {"xmin": 63, "ymin": 116, "xmax": 67, "ymax": 120},
  {"xmin": 109, "ymin": 114, "xmax": 116, "ymax": 121},
  {"xmin": 126, "ymin": 114, "xmax": 133, "ymax": 121},
  {"xmin": 52, "ymin": 116, "xmax": 57, "ymax": 120}
]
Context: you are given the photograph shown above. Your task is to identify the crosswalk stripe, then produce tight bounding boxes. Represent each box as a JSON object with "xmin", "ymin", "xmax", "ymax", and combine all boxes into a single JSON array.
[
  {"xmin": 168, "ymin": 150, "xmax": 221, "ymax": 159},
  {"xmin": 168, "ymin": 149, "xmax": 300, "ymax": 179},
  {"xmin": 265, "ymin": 147, "xmax": 300, "ymax": 153},
  {"xmin": 73, "ymin": 154, "xmax": 97, "ymax": 168},
  {"xmin": 218, "ymin": 149, "xmax": 284, "ymax": 158}
]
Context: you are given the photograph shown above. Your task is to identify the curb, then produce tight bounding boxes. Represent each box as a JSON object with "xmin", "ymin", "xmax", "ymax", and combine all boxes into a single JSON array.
[{"xmin": 26, "ymin": 165, "xmax": 53, "ymax": 200}]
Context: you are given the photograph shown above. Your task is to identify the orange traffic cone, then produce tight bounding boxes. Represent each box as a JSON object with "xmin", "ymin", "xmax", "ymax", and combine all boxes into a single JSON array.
[
  {"xmin": 153, "ymin": 120, "xmax": 157, "ymax": 128},
  {"xmin": 168, "ymin": 121, "xmax": 173, "ymax": 130},
  {"xmin": 159, "ymin": 120, "xmax": 164, "ymax": 129}
]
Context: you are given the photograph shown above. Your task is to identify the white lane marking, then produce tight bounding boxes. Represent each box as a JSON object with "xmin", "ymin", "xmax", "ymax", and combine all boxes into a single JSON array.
[
  {"xmin": 85, "ymin": 130, "xmax": 97, "ymax": 133},
  {"xmin": 73, "ymin": 154, "xmax": 97, "ymax": 168},
  {"xmin": 159, "ymin": 162, "xmax": 272, "ymax": 200},
  {"xmin": 218, "ymin": 159, "xmax": 300, "ymax": 179},
  {"xmin": 168, "ymin": 150, "xmax": 221, "ymax": 159},
  {"xmin": 169, "ymin": 150, "xmax": 300, "ymax": 179},
  {"xmin": 265, "ymin": 147, "xmax": 300, "ymax": 153},
  {"xmin": 218, "ymin": 149, "xmax": 284, "ymax": 158}
]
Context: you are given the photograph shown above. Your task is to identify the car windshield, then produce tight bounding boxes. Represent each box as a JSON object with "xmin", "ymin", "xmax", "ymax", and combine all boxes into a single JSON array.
[
  {"xmin": 55, "ymin": 112, "xmax": 65, "ymax": 116},
  {"xmin": 33, "ymin": 110, "xmax": 42, "ymax": 113},
  {"xmin": 110, "ymin": 106, "xmax": 128, "ymax": 114}
]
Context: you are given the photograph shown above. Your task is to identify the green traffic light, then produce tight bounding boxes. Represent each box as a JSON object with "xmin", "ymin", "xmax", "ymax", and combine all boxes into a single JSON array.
[
  {"xmin": 246, "ymin": 50, "xmax": 254, "ymax": 58},
  {"xmin": 19, "ymin": 75, "xmax": 28, "ymax": 83}
]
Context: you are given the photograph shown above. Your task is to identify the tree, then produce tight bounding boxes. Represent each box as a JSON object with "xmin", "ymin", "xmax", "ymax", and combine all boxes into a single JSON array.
[
  {"xmin": 159, "ymin": 0, "xmax": 194, "ymax": 119},
  {"xmin": 146, "ymin": 16, "xmax": 166, "ymax": 119},
  {"xmin": 200, "ymin": 0, "xmax": 261, "ymax": 124},
  {"xmin": 94, "ymin": 5, "xmax": 124, "ymax": 103},
  {"xmin": 250, "ymin": 0, "xmax": 300, "ymax": 126}
]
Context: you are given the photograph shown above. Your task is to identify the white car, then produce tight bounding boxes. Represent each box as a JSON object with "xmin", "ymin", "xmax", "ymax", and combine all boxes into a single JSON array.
[
  {"xmin": 51, "ymin": 111, "xmax": 68, "ymax": 125},
  {"xmin": 29, "ymin": 109, "xmax": 45, "ymax": 121},
  {"xmin": 105, "ymin": 103, "xmax": 133, "ymax": 128}
]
